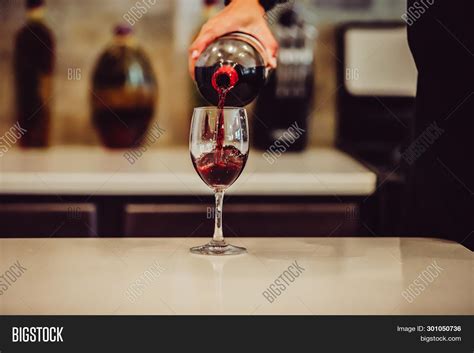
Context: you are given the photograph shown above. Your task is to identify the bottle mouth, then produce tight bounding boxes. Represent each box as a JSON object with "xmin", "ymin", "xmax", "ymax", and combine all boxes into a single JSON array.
[
  {"xmin": 211, "ymin": 65, "xmax": 239, "ymax": 91},
  {"xmin": 215, "ymin": 74, "xmax": 231, "ymax": 88}
]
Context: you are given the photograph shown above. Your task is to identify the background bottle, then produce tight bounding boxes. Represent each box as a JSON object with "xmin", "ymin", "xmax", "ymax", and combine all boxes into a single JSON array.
[
  {"xmin": 13, "ymin": 0, "xmax": 55, "ymax": 147},
  {"xmin": 194, "ymin": 32, "xmax": 270, "ymax": 107},
  {"xmin": 91, "ymin": 25, "xmax": 158, "ymax": 148},
  {"xmin": 253, "ymin": 7, "xmax": 316, "ymax": 151}
]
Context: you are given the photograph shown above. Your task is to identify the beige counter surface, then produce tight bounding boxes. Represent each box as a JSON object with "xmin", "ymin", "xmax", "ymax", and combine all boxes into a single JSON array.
[
  {"xmin": 0, "ymin": 147, "xmax": 376, "ymax": 196},
  {"xmin": 0, "ymin": 237, "xmax": 471, "ymax": 315}
]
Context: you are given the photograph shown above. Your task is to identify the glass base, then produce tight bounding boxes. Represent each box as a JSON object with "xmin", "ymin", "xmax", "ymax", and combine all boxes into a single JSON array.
[{"xmin": 190, "ymin": 240, "xmax": 246, "ymax": 256}]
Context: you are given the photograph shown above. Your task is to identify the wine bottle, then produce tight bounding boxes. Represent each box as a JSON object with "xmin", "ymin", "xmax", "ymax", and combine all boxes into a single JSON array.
[
  {"xmin": 194, "ymin": 32, "xmax": 270, "ymax": 107},
  {"xmin": 91, "ymin": 25, "xmax": 158, "ymax": 148},
  {"xmin": 13, "ymin": 0, "xmax": 55, "ymax": 147}
]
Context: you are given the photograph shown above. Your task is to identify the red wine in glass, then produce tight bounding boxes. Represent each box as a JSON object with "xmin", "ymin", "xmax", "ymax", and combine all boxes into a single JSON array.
[{"xmin": 192, "ymin": 145, "xmax": 248, "ymax": 190}]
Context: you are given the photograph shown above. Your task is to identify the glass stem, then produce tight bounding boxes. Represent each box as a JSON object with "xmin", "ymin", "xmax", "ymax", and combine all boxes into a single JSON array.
[{"xmin": 212, "ymin": 190, "xmax": 225, "ymax": 243}]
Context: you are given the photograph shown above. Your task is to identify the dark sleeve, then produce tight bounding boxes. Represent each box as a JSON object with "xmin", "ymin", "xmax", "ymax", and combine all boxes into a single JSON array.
[
  {"xmin": 405, "ymin": 0, "xmax": 474, "ymax": 250},
  {"xmin": 224, "ymin": 0, "xmax": 287, "ymax": 11}
]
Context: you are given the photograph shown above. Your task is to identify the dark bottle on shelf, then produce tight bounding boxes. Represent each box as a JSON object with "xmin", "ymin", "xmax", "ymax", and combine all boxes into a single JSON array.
[
  {"xmin": 194, "ymin": 32, "xmax": 270, "ymax": 107},
  {"xmin": 91, "ymin": 25, "xmax": 157, "ymax": 148},
  {"xmin": 13, "ymin": 0, "xmax": 55, "ymax": 147},
  {"xmin": 253, "ymin": 7, "xmax": 316, "ymax": 151}
]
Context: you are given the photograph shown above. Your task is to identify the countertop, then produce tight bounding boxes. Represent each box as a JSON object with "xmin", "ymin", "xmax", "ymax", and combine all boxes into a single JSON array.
[
  {"xmin": 0, "ymin": 147, "xmax": 376, "ymax": 196},
  {"xmin": 0, "ymin": 237, "xmax": 471, "ymax": 315}
]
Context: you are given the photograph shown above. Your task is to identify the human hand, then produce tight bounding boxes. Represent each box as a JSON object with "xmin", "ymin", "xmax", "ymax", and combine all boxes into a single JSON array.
[{"xmin": 188, "ymin": 0, "xmax": 278, "ymax": 78}]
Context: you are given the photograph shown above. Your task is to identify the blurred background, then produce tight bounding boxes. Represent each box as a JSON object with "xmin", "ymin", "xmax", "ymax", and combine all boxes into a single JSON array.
[
  {"xmin": 0, "ymin": 0, "xmax": 423, "ymax": 240},
  {"xmin": 0, "ymin": 0, "xmax": 411, "ymax": 148}
]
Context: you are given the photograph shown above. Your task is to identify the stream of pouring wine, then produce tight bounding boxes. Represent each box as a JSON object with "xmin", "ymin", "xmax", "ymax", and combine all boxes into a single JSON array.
[{"xmin": 214, "ymin": 85, "xmax": 234, "ymax": 164}]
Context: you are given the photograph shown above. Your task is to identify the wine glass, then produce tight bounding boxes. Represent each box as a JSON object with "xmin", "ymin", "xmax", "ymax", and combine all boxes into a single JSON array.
[{"xmin": 189, "ymin": 107, "xmax": 249, "ymax": 255}]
